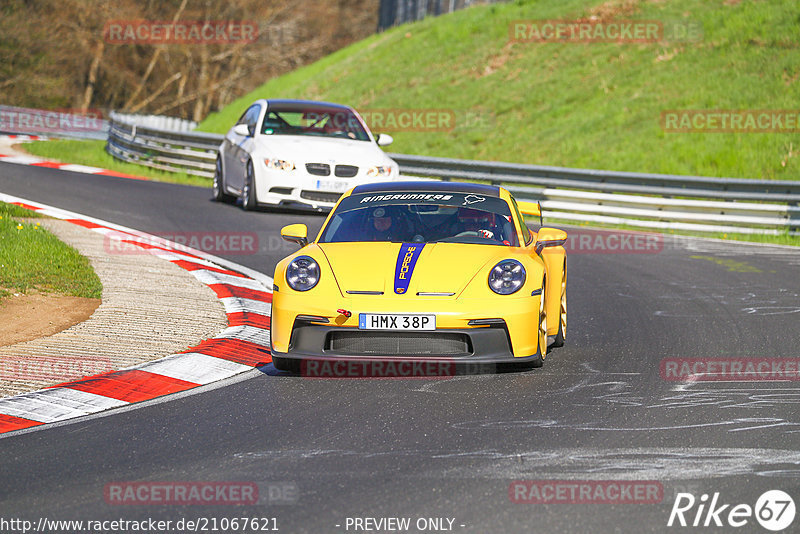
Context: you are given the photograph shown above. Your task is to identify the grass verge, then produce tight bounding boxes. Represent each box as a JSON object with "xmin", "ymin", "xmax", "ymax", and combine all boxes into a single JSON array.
[
  {"xmin": 22, "ymin": 139, "xmax": 209, "ymax": 187},
  {"xmin": 0, "ymin": 202, "xmax": 103, "ymax": 301},
  {"xmin": 200, "ymin": 0, "xmax": 800, "ymax": 181}
]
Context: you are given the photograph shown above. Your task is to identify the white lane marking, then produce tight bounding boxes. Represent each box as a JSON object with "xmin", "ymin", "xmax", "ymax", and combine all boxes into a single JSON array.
[
  {"xmin": 0, "ymin": 155, "xmax": 44, "ymax": 164},
  {"xmin": 0, "ymin": 388, "xmax": 127, "ymax": 423},
  {"xmin": 136, "ymin": 353, "xmax": 251, "ymax": 385},
  {"xmin": 216, "ymin": 325, "xmax": 271, "ymax": 347},
  {"xmin": 31, "ymin": 208, "xmax": 74, "ymax": 219},
  {"xmin": 191, "ymin": 270, "xmax": 270, "ymax": 291},
  {"xmin": 220, "ymin": 297, "xmax": 272, "ymax": 316},
  {"xmin": 88, "ymin": 227, "xmax": 123, "ymax": 236},
  {"xmin": 36, "ymin": 388, "xmax": 129, "ymax": 411},
  {"xmin": 59, "ymin": 164, "xmax": 104, "ymax": 173},
  {"xmin": 0, "ymin": 134, "xmax": 48, "ymax": 142},
  {"xmin": 151, "ymin": 252, "xmax": 224, "ymax": 268}
]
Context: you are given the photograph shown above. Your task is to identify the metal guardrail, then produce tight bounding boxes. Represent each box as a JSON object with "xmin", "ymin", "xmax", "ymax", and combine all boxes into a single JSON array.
[
  {"xmin": 106, "ymin": 116, "xmax": 221, "ymax": 177},
  {"xmin": 0, "ymin": 105, "xmax": 109, "ymax": 140},
  {"xmin": 110, "ymin": 111, "xmax": 198, "ymax": 132},
  {"xmin": 390, "ymin": 153, "xmax": 800, "ymax": 235},
  {"xmin": 105, "ymin": 114, "xmax": 800, "ymax": 235}
]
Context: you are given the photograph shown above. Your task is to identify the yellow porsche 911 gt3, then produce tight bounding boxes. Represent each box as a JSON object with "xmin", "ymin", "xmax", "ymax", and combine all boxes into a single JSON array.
[{"xmin": 270, "ymin": 181, "xmax": 567, "ymax": 372}]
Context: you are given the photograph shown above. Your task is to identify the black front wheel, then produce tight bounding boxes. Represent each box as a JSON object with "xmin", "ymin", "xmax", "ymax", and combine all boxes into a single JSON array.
[
  {"xmin": 552, "ymin": 263, "xmax": 567, "ymax": 348},
  {"xmin": 526, "ymin": 278, "xmax": 547, "ymax": 368},
  {"xmin": 241, "ymin": 160, "xmax": 257, "ymax": 211},
  {"xmin": 212, "ymin": 156, "xmax": 234, "ymax": 202}
]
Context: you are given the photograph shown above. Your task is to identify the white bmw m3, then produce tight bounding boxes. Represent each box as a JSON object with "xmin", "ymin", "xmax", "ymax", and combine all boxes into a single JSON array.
[{"xmin": 213, "ymin": 99, "xmax": 399, "ymax": 211}]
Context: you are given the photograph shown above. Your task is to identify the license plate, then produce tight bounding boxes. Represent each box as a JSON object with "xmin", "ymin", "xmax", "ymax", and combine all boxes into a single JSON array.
[
  {"xmin": 316, "ymin": 179, "xmax": 349, "ymax": 192},
  {"xmin": 358, "ymin": 314, "xmax": 436, "ymax": 331}
]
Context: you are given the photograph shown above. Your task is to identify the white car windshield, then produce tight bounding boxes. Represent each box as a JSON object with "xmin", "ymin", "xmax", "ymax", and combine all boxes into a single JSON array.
[{"xmin": 260, "ymin": 106, "xmax": 370, "ymax": 141}]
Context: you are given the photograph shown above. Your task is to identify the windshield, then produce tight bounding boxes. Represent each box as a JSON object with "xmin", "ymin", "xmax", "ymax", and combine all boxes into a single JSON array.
[
  {"xmin": 260, "ymin": 106, "xmax": 370, "ymax": 141},
  {"xmin": 320, "ymin": 192, "xmax": 520, "ymax": 246}
]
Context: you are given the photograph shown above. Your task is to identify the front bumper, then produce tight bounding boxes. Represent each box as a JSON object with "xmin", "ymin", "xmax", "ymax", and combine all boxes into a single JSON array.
[
  {"xmin": 277, "ymin": 321, "xmax": 527, "ymax": 362},
  {"xmin": 271, "ymin": 278, "xmax": 544, "ymax": 362},
  {"xmin": 253, "ymin": 161, "xmax": 396, "ymax": 210}
]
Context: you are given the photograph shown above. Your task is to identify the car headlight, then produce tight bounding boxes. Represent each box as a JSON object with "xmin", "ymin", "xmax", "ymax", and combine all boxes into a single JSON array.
[
  {"xmin": 286, "ymin": 255, "xmax": 320, "ymax": 291},
  {"xmin": 265, "ymin": 158, "xmax": 295, "ymax": 171},
  {"xmin": 367, "ymin": 165, "xmax": 393, "ymax": 178},
  {"xmin": 488, "ymin": 259, "xmax": 526, "ymax": 295}
]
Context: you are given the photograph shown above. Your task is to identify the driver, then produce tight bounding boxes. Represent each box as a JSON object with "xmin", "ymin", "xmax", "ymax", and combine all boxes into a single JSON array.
[
  {"xmin": 368, "ymin": 207, "xmax": 396, "ymax": 241},
  {"xmin": 456, "ymin": 208, "xmax": 497, "ymax": 240}
]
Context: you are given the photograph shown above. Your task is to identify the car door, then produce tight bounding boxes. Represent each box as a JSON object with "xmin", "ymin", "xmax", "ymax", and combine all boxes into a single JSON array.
[
  {"xmin": 222, "ymin": 108, "xmax": 248, "ymax": 191},
  {"xmin": 226, "ymin": 104, "xmax": 260, "ymax": 192},
  {"xmin": 238, "ymin": 104, "xmax": 261, "ymax": 187}
]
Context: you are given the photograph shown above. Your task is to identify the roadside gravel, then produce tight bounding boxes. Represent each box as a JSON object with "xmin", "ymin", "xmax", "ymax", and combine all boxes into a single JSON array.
[{"xmin": 0, "ymin": 218, "xmax": 228, "ymax": 397}]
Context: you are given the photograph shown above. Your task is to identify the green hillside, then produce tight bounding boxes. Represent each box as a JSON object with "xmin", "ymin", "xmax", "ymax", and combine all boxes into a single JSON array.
[{"xmin": 199, "ymin": 0, "xmax": 800, "ymax": 180}]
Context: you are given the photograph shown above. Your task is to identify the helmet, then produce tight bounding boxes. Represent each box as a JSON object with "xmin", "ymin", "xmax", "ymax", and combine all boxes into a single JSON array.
[
  {"xmin": 370, "ymin": 207, "xmax": 388, "ymax": 219},
  {"xmin": 458, "ymin": 208, "xmax": 493, "ymax": 226},
  {"xmin": 369, "ymin": 207, "xmax": 393, "ymax": 233}
]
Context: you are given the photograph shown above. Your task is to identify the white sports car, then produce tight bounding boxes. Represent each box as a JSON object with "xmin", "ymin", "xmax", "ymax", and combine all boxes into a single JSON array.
[{"xmin": 213, "ymin": 99, "xmax": 399, "ymax": 211}]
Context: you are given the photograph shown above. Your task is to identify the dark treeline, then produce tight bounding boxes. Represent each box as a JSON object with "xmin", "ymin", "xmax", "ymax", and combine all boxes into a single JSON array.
[{"xmin": 0, "ymin": 0, "xmax": 377, "ymax": 119}]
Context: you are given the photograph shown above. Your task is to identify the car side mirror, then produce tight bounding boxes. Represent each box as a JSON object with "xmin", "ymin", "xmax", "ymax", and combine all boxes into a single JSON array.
[
  {"xmin": 281, "ymin": 223, "xmax": 308, "ymax": 248},
  {"xmin": 376, "ymin": 133, "xmax": 393, "ymax": 146},
  {"xmin": 535, "ymin": 227, "xmax": 567, "ymax": 255},
  {"xmin": 233, "ymin": 123, "xmax": 251, "ymax": 137}
]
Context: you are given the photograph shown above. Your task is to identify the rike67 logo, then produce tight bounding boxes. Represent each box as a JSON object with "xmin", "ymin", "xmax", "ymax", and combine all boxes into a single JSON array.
[{"xmin": 668, "ymin": 490, "xmax": 795, "ymax": 531}]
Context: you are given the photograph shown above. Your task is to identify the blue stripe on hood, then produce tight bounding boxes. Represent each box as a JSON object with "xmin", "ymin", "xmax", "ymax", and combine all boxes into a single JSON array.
[{"xmin": 394, "ymin": 243, "xmax": 425, "ymax": 294}]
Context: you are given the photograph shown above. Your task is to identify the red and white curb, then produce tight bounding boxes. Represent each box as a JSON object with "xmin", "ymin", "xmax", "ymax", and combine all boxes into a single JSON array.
[
  {"xmin": 0, "ymin": 193, "xmax": 273, "ymax": 435},
  {"xmin": 0, "ymin": 134, "xmax": 147, "ymax": 180},
  {"xmin": 1, "ymin": 134, "xmax": 49, "ymax": 141}
]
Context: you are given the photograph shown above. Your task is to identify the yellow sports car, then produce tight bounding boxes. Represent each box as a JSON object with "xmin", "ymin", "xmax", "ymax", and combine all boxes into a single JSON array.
[{"xmin": 270, "ymin": 181, "xmax": 567, "ymax": 373}]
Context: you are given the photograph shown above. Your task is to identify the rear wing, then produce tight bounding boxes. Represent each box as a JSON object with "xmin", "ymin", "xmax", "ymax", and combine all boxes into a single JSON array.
[{"xmin": 517, "ymin": 200, "xmax": 543, "ymax": 227}]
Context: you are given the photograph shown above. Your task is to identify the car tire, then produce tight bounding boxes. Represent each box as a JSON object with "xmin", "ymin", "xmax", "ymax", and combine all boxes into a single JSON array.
[
  {"xmin": 551, "ymin": 262, "xmax": 567, "ymax": 348},
  {"xmin": 526, "ymin": 277, "xmax": 547, "ymax": 368},
  {"xmin": 212, "ymin": 156, "xmax": 234, "ymax": 203},
  {"xmin": 241, "ymin": 160, "xmax": 257, "ymax": 211},
  {"xmin": 272, "ymin": 356, "xmax": 299, "ymax": 373}
]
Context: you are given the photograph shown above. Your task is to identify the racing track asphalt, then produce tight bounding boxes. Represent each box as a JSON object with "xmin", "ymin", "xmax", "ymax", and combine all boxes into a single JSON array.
[{"xmin": 1, "ymin": 162, "xmax": 800, "ymax": 533}]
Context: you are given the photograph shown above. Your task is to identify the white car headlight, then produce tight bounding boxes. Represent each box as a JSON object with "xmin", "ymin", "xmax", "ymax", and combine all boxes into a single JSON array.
[
  {"xmin": 286, "ymin": 256, "xmax": 320, "ymax": 291},
  {"xmin": 488, "ymin": 260, "xmax": 526, "ymax": 295},
  {"xmin": 265, "ymin": 158, "xmax": 296, "ymax": 171},
  {"xmin": 367, "ymin": 165, "xmax": 393, "ymax": 178}
]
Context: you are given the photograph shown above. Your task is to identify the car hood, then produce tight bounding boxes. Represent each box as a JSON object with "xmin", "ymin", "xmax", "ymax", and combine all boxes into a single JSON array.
[
  {"xmin": 316, "ymin": 242, "xmax": 506, "ymax": 297},
  {"xmin": 253, "ymin": 135, "xmax": 394, "ymax": 166}
]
